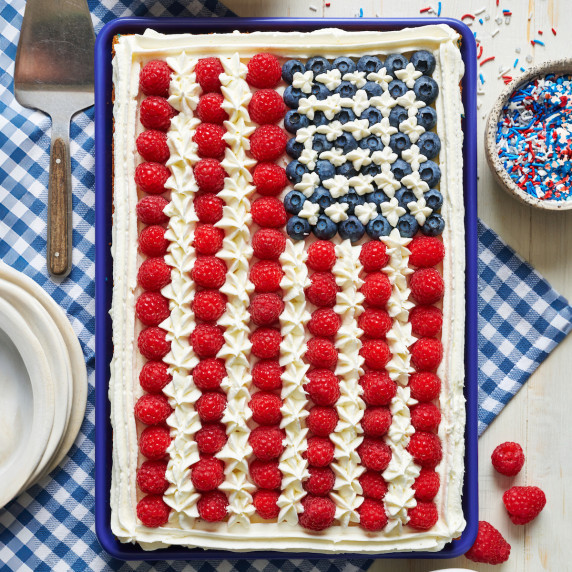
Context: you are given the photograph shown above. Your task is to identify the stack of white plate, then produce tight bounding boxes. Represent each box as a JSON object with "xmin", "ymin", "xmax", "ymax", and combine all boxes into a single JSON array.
[{"xmin": 0, "ymin": 263, "xmax": 87, "ymax": 510}]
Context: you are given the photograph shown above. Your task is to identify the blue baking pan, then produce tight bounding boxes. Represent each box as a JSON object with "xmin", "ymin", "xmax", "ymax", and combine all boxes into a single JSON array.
[{"xmin": 95, "ymin": 16, "xmax": 478, "ymax": 561}]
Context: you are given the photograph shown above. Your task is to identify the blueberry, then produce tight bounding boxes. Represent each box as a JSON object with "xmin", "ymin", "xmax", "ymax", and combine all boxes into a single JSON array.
[
  {"xmin": 421, "ymin": 213, "xmax": 445, "ymax": 236},
  {"xmin": 333, "ymin": 56, "xmax": 357, "ymax": 75},
  {"xmin": 306, "ymin": 56, "xmax": 331, "ymax": 75},
  {"xmin": 357, "ymin": 55, "xmax": 383, "ymax": 74},
  {"xmin": 284, "ymin": 110, "xmax": 310, "ymax": 134},
  {"xmin": 361, "ymin": 164, "xmax": 381, "ymax": 177},
  {"xmin": 338, "ymin": 215, "xmax": 365, "ymax": 242},
  {"xmin": 309, "ymin": 187, "xmax": 334, "ymax": 211},
  {"xmin": 283, "ymin": 86, "xmax": 305, "ymax": 109},
  {"xmin": 388, "ymin": 79, "xmax": 408, "ymax": 99},
  {"xmin": 389, "ymin": 105, "xmax": 409, "ymax": 128},
  {"xmin": 359, "ymin": 135, "xmax": 383, "ymax": 152},
  {"xmin": 312, "ymin": 133, "xmax": 334, "ymax": 153},
  {"xmin": 334, "ymin": 81, "xmax": 358, "ymax": 99},
  {"xmin": 339, "ymin": 191, "xmax": 365, "ymax": 215},
  {"xmin": 410, "ymin": 50, "xmax": 436, "ymax": 76},
  {"xmin": 389, "ymin": 132, "xmax": 411, "ymax": 156},
  {"xmin": 313, "ymin": 215, "xmax": 338, "ymax": 240},
  {"xmin": 363, "ymin": 81, "xmax": 383, "ymax": 99},
  {"xmin": 311, "ymin": 83, "xmax": 330, "ymax": 100},
  {"xmin": 286, "ymin": 138, "xmax": 304, "ymax": 159},
  {"xmin": 417, "ymin": 132, "xmax": 441, "ymax": 159},
  {"xmin": 366, "ymin": 215, "xmax": 391, "ymax": 238},
  {"xmin": 416, "ymin": 107, "xmax": 438, "ymax": 131},
  {"xmin": 418, "ymin": 160, "xmax": 441, "ymax": 187},
  {"xmin": 336, "ymin": 162, "xmax": 357, "ymax": 178},
  {"xmin": 391, "ymin": 159, "xmax": 413, "ymax": 181},
  {"xmin": 397, "ymin": 214, "xmax": 419, "ymax": 238},
  {"xmin": 369, "ymin": 189, "xmax": 390, "ymax": 207},
  {"xmin": 424, "ymin": 188, "xmax": 443, "ymax": 211},
  {"xmin": 414, "ymin": 76, "xmax": 439, "ymax": 104},
  {"xmin": 315, "ymin": 160, "xmax": 336, "ymax": 181},
  {"xmin": 287, "ymin": 216, "xmax": 311, "ymax": 240},
  {"xmin": 286, "ymin": 160, "xmax": 308, "ymax": 184},
  {"xmin": 360, "ymin": 107, "xmax": 383, "ymax": 126},
  {"xmin": 284, "ymin": 190, "xmax": 306, "ymax": 214},
  {"xmin": 395, "ymin": 188, "xmax": 417, "ymax": 211},
  {"xmin": 335, "ymin": 133, "xmax": 358, "ymax": 153},
  {"xmin": 311, "ymin": 110, "xmax": 328, "ymax": 126},
  {"xmin": 334, "ymin": 109, "xmax": 356, "ymax": 124},
  {"xmin": 385, "ymin": 54, "xmax": 409, "ymax": 78},
  {"xmin": 282, "ymin": 60, "xmax": 305, "ymax": 84}
]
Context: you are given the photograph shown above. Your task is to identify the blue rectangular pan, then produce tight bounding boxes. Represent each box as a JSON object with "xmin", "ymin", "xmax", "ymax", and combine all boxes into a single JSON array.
[{"xmin": 95, "ymin": 16, "xmax": 478, "ymax": 561}]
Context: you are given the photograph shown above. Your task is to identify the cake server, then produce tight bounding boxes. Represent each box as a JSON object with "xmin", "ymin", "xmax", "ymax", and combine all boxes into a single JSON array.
[{"xmin": 14, "ymin": 0, "xmax": 95, "ymax": 278}]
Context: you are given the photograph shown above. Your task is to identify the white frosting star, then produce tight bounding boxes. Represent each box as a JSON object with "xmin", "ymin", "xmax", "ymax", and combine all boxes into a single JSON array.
[
  {"xmin": 295, "ymin": 125, "xmax": 318, "ymax": 148},
  {"xmin": 354, "ymin": 202, "xmax": 379, "ymax": 225},
  {"xmin": 316, "ymin": 68, "xmax": 342, "ymax": 90},
  {"xmin": 370, "ymin": 90, "xmax": 397, "ymax": 117},
  {"xmin": 317, "ymin": 120, "xmax": 344, "ymax": 142},
  {"xmin": 348, "ymin": 174, "xmax": 374, "ymax": 195},
  {"xmin": 370, "ymin": 116, "xmax": 398, "ymax": 146},
  {"xmin": 396, "ymin": 90, "xmax": 426, "ymax": 115},
  {"xmin": 319, "ymin": 94, "xmax": 343, "ymax": 119},
  {"xmin": 367, "ymin": 67, "xmax": 393, "ymax": 91},
  {"xmin": 297, "ymin": 95, "xmax": 318, "ymax": 119},
  {"xmin": 342, "ymin": 119, "xmax": 371, "ymax": 141},
  {"xmin": 324, "ymin": 202, "xmax": 349, "ymax": 223},
  {"xmin": 371, "ymin": 145, "xmax": 398, "ymax": 166},
  {"xmin": 323, "ymin": 174, "xmax": 350, "ymax": 198},
  {"xmin": 380, "ymin": 197, "xmax": 406, "ymax": 227},
  {"xmin": 349, "ymin": 90, "xmax": 370, "ymax": 116},
  {"xmin": 346, "ymin": 147, "xmax": 372, "ymax": 170},
  {"xmin": 399, "ymin": 116, "xmax": 425, "ymax": 143},
  {"xmin": 400, "ymin": 171, "xmax": 429, "ymax": 199},
  {"xmin": 401, "ymin": 144, "xmax": 427, "ymax": 171},
  {"xmin": 298, "ymin": 200, "xmax": 320, "ymax": 225},
  {"xmin": 342, "ymin": 70, "xmax": 367, "ymax": 88},
  {"xmin": 373, "ymin": 163, "xmax": 401, "ymax": 196},
  {"xmin": 407, "ymin": 197, "xmax": 433, "ymax": 225},
  {"xmin": 319, "ymin": 148, "xmax": 346, "ymax": 167},
  {"xmin": 395, "ymin": 62, "xmax": 423, "ymax": 88},
  {"xmin": 298, "ymin": 147, "xmax": 318, "ymax": 170},
  {"xmin": 294, "ymin": 172, "xmax": 320, "ymax": 197},
  {"xmin": 292, "ymin": 70, "xmax": 314, "ymax": 93}
]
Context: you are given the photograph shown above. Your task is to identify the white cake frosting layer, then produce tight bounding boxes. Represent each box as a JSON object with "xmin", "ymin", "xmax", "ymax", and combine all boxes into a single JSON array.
[{"xmin": 110, "ymin": 25, "xmax": 466, "ymax": 553}]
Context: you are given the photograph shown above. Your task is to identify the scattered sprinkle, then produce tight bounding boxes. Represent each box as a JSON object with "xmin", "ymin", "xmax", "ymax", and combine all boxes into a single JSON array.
[
  {"xmin": 516, "ymin": 47, "xmax": 522, "ymax": 54},
  {"xmin": 480, "ymin": 56, "xmax": 496, "ymax": 67},
  {"xmin": 309, "ymin": 3, "xmax": 317, "ymax": 11},
  {"xmin": 532, "ymin": 39, "xmax": 545, "ymax": 46},
  {"xmin": 479, "ymin": 73, "xmax": 485, "ymax": 84},
  {"xmin": 478, "ymin": 44, "xmax": 484, "ymax": 59},
  {"xmin": 492, "ymin": 28, "xmax": 500, "ymax": 37},
  {"xmin": 498, "ymin": 67, "xmax": 511, "ymax": 78},
  {"xmin": 420, "ymin": 6, "xmax": 431, "ymax": 13},
  {"xmin": 461, "ymin": 13, "xmax": 476, "ymax": 20},
  {"xmin": 538, "ymin": 30, "xmax": 543, "ymax": 35},
  {"xmin": 514, "ymin": 58, "xmax": 519, "ymax": 68},
  {"xmin": 495, "ymin": 17, "xmax": 503, "ymax": 25},
  {"xmin": 520, "ymin": 67, "xmax": 526, "ymax": 72},
  {"xmin": 479, "ymin": 18, "xmax": 484, "ymax": 25},
  {"xmin": 359, "ymin": 7, "xmax": 363, "ymax": 17},
  {"xmin": 438, "ymin": 1, "xmax": 442, "ymax": 16},
  {"xmin": 526, "ymin": 54, "xmax": 533, "ymax": 63},
  {"xmin": 475, "ymin": 6, "xmax": 486, "ymax": 15},
  {"xmin": 552, "ymin": 28, "xmax": 558, "ymax": 36}
]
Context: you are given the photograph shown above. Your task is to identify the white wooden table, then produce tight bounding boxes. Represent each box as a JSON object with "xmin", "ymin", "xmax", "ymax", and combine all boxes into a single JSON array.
[{"xmin": 224, "ymin": 0, "xmax": 570, "ymax": 569}]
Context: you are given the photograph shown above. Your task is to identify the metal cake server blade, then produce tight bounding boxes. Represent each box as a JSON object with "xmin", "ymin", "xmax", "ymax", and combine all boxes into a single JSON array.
[{"xmin": 14, "ymin": 0, "xmax": 95, "ymax": 278}]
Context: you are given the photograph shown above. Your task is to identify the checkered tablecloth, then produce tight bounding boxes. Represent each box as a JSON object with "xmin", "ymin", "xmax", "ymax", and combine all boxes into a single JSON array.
[{"xmin": 1, "ymin": 1, "xmax": 571, "ymax": 569}]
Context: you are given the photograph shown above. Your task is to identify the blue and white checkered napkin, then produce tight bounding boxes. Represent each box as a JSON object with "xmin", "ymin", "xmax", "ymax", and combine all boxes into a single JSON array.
[{"xmin": 1, "ymin": 1, "xmax": 572, "ymax": 569}]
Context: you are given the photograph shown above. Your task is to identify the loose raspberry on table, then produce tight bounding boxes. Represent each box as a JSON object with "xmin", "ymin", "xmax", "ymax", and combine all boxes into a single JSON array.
[
  {"xmin": 252, "ymin": 228, "xmax": 287, "ymax": 260},
  {"xmin": 305, "ymin": 436, "xmax": 335, "ymax": 467},
  {"xmin": 139, "ymin": 60, "xmax": 172, "ymax": 97},
  {"xmin": 407, "ymin": 431, "xmax": 443, "ymax": 468},
  {"xmin": 249, "ymin": 426, "xmax": 285, "ymax": 460},
  {"xmin": 190, "ymin": 323, "xmax": 225, "ymax": 358},
  {"xmin": 137, "ymin": 257, "xmax": 171, "ymax": 291},
  {"xmin": 195, "ymin": 57, "xmax": 224, "ymax": 93},
  {"xmin": 491, "ymin": 442, "xmax": 525, "ymax": 477},
  {"xmin": 192, "ymin": 358, "xmax": 227, "ymax": 391},
  {"xmin": 246, "ymin": 53, "xmax": 282, "ymax": 89},
  {"xmin": 411, "ymin": 338, "xmax": 443, "ymax": 372},
  {"xmin": 305, "ymin": 337, "xmax": 338, "ymax": 369},
  {"xmin": 193, "ymin": 123, "xmax": 227, "ymax": 159},
  {"xmin": 410, "ymin": 268, "xmax": 445, "ymax": 305},
  {"xmin": 250, "ymin": 125, "xmax": 288, "ymax": 162},
  {"xmin": 413, "ymin": 469, "xmax": 440, "ymax": 502},
  {"xmin": 250, "ymin": 459, "xmax": 282, "ymax": 490},
  {"xmin": 134, "ymin": 393, "xmax": 172, "ymax": 425},
  {"xmin": 409, "ymin": 236, "xmax": 445, "ymax": 268},
  {"xmin": 409, "ymin": 305, "xmax": 443, "ymax": 338},
  {"xmin": 251, "ymin": 328, "xmax": 282, "ymax": 359},
  {"xmin": 408, "ymin": 501, "xmax": 438, "ymax": 531},
  {"xmin": 251, "ymin": 196, "xmax": 287, "ymax": 228},
  {"xmin": 305, "ymin": 369, "xmax": 339, "ymax": 406},
  {"xmin": 465, "ymin": 521, "xmax": 511, "ymax": 565},
  {"xmin": 196, "ymin": 92, "xmax": 228, "ymax": 124},
  {"xmin": 137, "ymin": 495, "xmax": 170, "ymax": 528},
  {"xmin": 249, "ymin": 293, "xmax": 285, "ymax": 326},
  {"xmin": 360, "ymin": 339, "xmax": 391, "ymax": 370},
  {"xmin": 248, "ymin": 89, "xmax": 287, "ymax": 124},
  {"xmin": 307, "ymin": 406, "xmax": 338, "ymax": 437},
  {"xmin": 139, "ymin": 361, "xmax": 172, "ymax": 394},
  {"xmin": 307, "ymin": 240, "xmax": 337, "ymax": 272},
  {"xmin": 361, "ymin": 272, "xmax": 392, "ymax": 308},
  {"xmin": 194, "ymin": 193, "xmax": 224, "ymax": 224},
  {"xmin": 136, "ymin": 130, "xmax": 170, "ymax": 163},
  {"xmin": 358, "ymin": 308, "xmax": 392, "ymax": 339},
  {"xmin": 137, "ymin": 460, "xmax": 169, "ymax": 495},
  {"xmin": 360, "ymin": 371, "xmax": 397, "ymax": 406},
  {"xmin": 191, "ymin": 256, "xmax": 227, "ymax": 289},
  {"xmin": 136, "ymin": 292, "xmax": 170, "ymax": 327},
  {"xmin": 192, "ymin": 290, "xmax": 227, "ymax": 322},
  {"xmin": 197, "ymin": 490, "xmax": 228, "ymax": 522},
  {"xmin": 139, "ymin": 425, "xmax": 171, "ymax": 460},
  {"xmin": 138, "ymin": 327, "xmax": 171, "ymax": 361},
  {"xmin": 503, "ymin": 486, "xmax": 546, "ymax": 525},
  {"xmin": 195, "ymin": 423, "xmax": 227, "ymax": 455},
  {"xmin": 305, "ymin": 272, "xmax": 339, "ymax": 307},
  {"xmin": 139, "ymin": 225, "xmax": 168, "ymax": 258},
  {"xmin": 308, "ymin": 308, "xmax": 341, "ymax": 338},
  {"xmin": 250, "ymin": 260, "xmax": 284, "ymax": 293},
  {"xmin": 299, "ymin": 496, "xmax": 336, "ymax": 531},
  {"xmin": 304, "ymin": 466, "xmax": 335, "ymax": 496},
  {"xmin": 252, "ymin": 163, "xmax": 288, "ymax": 196},
  {"xmin": 193, "ymin": 224, "xmax": 225, "ymax": 256},
  {"xmin": 409, "ymin": 372, "xmax": 441, "ymax": 402},
  {"xmin": 411, "ymin": 402, "xmax": 441, "ymax": 432},
  {"xmin": 362, "ymin": 407, "xmax": 392, "ymax": 437},
  {"xmin": 359, "ymin": 471, "xmax": 388, "ymax": 501},
  {"xmin": 196, "ymin": 391, "xmax": 227, "ymax": 423},
  {"xmin": 137, "ymin": 196, "xmax": 169, "ymax": 225},
  {"xmin": 358, "ymin": 438, "xmax": 392, "ymax": 472},
  {"xmin": 252, "ymin": 359, "xmax": 283, "ymax": 390},
  {"xmin": 253, "ymin": 490, "xmax": 280, "ymax": 520},
  {"xmin": 249, "ymin": 391, "xmax": 282, "ymax": 425},
  {"xmin": 135, "ymin": 162, "xmax": 170, "ymax": 195},
  {"xmin": 359, "ymin": 241, "xmax": 389, "ymax": 273},
  {"xmin": 193, "ymin": 159, "xmax": 226, "ymax": 193},
  {"xmin": 140, "ymin": 96, "xmax": 176, "ymax": 131},
  {"xmin": 191, "ymin": 457, "xmax": 225, "ymax": 492},
  {"xmin": 358, "ymin": 499, "xmax": 388, "ymax": 531}
]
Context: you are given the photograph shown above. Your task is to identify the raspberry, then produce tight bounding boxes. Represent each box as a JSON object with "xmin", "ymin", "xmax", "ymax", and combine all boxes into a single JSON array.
[
  {"xmin": 250, "ymin": 261, "xmax": 284, "ymax": 293},
  {"xmin": 140, "ymin": 96, "xmax": 176, "ymax": 131},
  {"xmin": 409, "ymin": 372, "xmax": 441, "ymax": 402},
  {"xmin": 305, "ymin": 369, "xmax": 339, "ymax": 406},
  {"xmin": 249, "ymin": 426, "xmax": 285, "ymax": 460},
  {"xmin": 196, "ymin": 391, "xmax": 227, "ymax": 423},
  {"xmin": 137, "ymin": 495, "xmax": 170, "ymax": 528},
  {"xmin": 138, "ymin": 327, "xmax": 170, "ymax": 360},
  {"xmin": 190, "ymin": 324, "xmax": 224, "ymax": 358},
  {"xmin": 136, "ymin": 130, "xmax": 169, "ymax": 163},
  {"xmin": 139, "ymin": 60, "xmax": 172, "ymax": 97},
  {"xmin": 193, "ymin": 123, "xmax": 227, "ymax": 159},
  {"xmin": 139, "ymin": 361, "xmax": 172, "ymax": 394},
  {"xmin": 249, "ymin": 391, "xmax": 282, "ymax": 425},
  {"xmin": 137, "ymin": 460, "xmax": 169, "ymax": 495},
  {"xmin": 252, "ymin": 228, "xmax": 287, "ymax": 260},
  {"xmin": 249, "ymin": 293, "xmax": 284, "ymax": 326},
  {"xmin": 307, "ymin": 406, "xmax": 338, "ymax": 437},
  {"xmin": 358, "ymin": 499, "xmax": 388, "ymax": 531},
  {"xmin": 407, "ymin": 431, "xmax": 442, "ymax": 468},
  {"xmin": 360, "ymin": 371, "xmax": 397, "ymax": 406},
  {"xmin": 194, "ymin": 193, "xmax": 224, "ymax": 224},
  {"xmin": 413, "ymin": 469, "xmax": 440, "ymax": 502},
  {"xmin": 408, "ymin": 502, "xmax": 438, "ymax": 531},
  {"xmin": 359, "ymin": 241, "xmax": 389, "ymax": 272},
  {"xmin": 358, "ymin": 438, "xmax": 392, "ymax": 471},
  {"xmin": 192, "ymin": 358, "xmax": 227, "ymax": 391},
  {"xmin": 191, "ymin": 256, "xmax": 227, "ymax": 289},
  {"xmin": 253, "ymin": 490, "xmax": 280, "ymax": 520},
  {"xmin": 136, "ymin": 292, "xmax": 170, "ymax": 326},
  {"xmin": 246, "ymin": 53, "xmax": 282, "ymax": 89},
  {"xmin": 503, "ymin": 486, "xmax": 546, "ymax": 525},
  {"xmin": 358, "ymin": 308, "xmax": 392, "ymax": 339},
  {"xmin": 307, "ymin": 240, "xmax": 336, "ymax": 272},
  {"xmin": 308, "ymin": 308, "xmax": 341, "ymax": 338},
  {"xmin": 252, "ymin": 359, "xmax": 283, "ymax": 390},
  {"xmin": 195, "ymin": 423, "xmax": 227, "ymax": 455},
  {"xmin": 410, "ymin": 268, "xmax": 444, "ymax": 305},
  {"xmin": 305, "ymin": 437, "xmax": 335, "ymax": 467},
  {"xmin": 250, "ymin": 460, "xmax": 282, "ymax": 490},
  {"xmin": 359, "ymin": 471, "xmax": 388, "ymax": 501},
  {"xmin": 139, "ymin": 225, "xmax": 168, "ymax": 258},
  {"xmin": 139, "ymin": 425, "xmax": 171, "ymax": 460},
  {"xmin": 250, "ymin": 125, "xmax": 288, "ymax": 162},
  {"xmin": 360, "ymin": 340, "xmax": 391, "ymax": 370},
  {"xmin": 251, "ymin": 197, "xmax": 287, "ymax": 228},
  {"xmin": 134, "ymin": 393, "xmax": 172, "ymax": 425},
  {"xmin": 248, "ymin": 89, "xmax": 287, "ymax": 124},
  {"xmin": 305, "ymin": 337, "xmax": 338, "ymax": 369},
  {"xmin": 137, "ymin": 196, "xmax": 169, "ymax": 225},
  {"xmin": 196, "ymin": 92, "xmax": 228, "ymax": 124},
  {"xmin": 135, "ymin": 162, "xmax": 170, "ymax": 195},
  {"xmin": 409, "ymin": 305, "xmax": 443, "ymax": 338},
  {"xmin": 361, "ymin": 272, "xmax": 392, "ymax": 308},
  {"xmin": 411, "ymin": 338, "xmax": 443, "ymax": 372},
  {"xmin": 194, "ymin": 159, "xmax": 226, "ymax": 193},
  {"xmin": 197, "ymin": 490, "xmax": 228, "ymax": 522},
  {"xmin": 299, "ymin": 496, "xmax": 336, "ymax": 531},
  {"xmin": 465, "ymin": 521, "xmax": 511, "ymax": 565},
  {"xmin": 251, "ymin": 328, "xmax": 282, "ymax": 359},
  {"xmin": 195, "ymin": 57, "xmax": 224, "ymax": 93},
  {"xmin": 191, "ymin": 457, "xmax": 225, "ymax": 492},
  {"xmin": 137, "ymin": 257, "xmax": 171, "ymax": 291},
  {"xmin": 362, "ymin": 407, "xmax": 392, "ymax": 437},
  {"xmin": 192, "ymin": 290, "xmax": 227, "ymax": 322},
  {"xmin": 304, "ymin": 467, "xmax": 335, "ymax": 496},
  {"xmin": 491, "ymin": 442, "xmax": 525, "ymax": 477},
  {"xmin": 409, "ymin": 236, "xmax": 445, "ymax": 268},
  {"xmin": 305, "ymin": 272, "xmax": 338, "ymax": 307},
  {"xmin": 252, "ymin": 163, "xmax": 288, "ymax": 196},
  {"xmin": 411, "ymin": 403, "xmax": 441, "ymax": 432}
]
